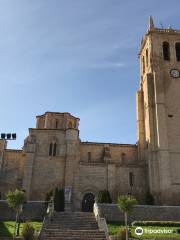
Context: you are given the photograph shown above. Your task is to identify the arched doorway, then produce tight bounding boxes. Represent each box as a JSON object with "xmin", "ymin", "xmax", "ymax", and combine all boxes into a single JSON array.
[{"xmin": 82, "ymin": 192, "xmax": 95, "ymax": 212}]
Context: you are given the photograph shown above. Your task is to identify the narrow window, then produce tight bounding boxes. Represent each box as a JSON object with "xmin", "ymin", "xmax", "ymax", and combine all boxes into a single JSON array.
[
  {"xmin": 146, "ymin": 49, "xmax": 149, "ymax": 67},
  {"xmin": 68, "ymin": 121, "xmax": 72, "ymax": 128},
  {"xmin": 121, "ymin": 152, "xmax": 126, "ymax": 162},
  {"xmin": 55, "ymin": 120, "xmax": 58, "ymax": 129},
  {"xmin": 175, "ymin": 42, "xmax": 180, "ymax": 61},
  {"xmin": 163, "ymin": 42, "xmax": 170, "ymax": 60},
  {"xmin": 129, "ymin": 172, "xmax": 134, "ymax": 187},
  {"xmin": 49, "ymin": 143, "xmax": 53, "ymax": 156},
  {"xmin": 142, "ymin": 56, "xmax": 145, "ymax": 74},
  {"xmin": 88, "ymin": 152, "xmax": 91, "ymax": 162},
  {"xmin": 53, "ymin": 143, "xmax": 57, "ymax": 156}
]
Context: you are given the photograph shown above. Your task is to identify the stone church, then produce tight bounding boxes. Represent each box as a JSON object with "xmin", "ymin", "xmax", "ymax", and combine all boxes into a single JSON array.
[{"xmin": 0, "ymin": 17, "xmax": 180, "ymax": 210}]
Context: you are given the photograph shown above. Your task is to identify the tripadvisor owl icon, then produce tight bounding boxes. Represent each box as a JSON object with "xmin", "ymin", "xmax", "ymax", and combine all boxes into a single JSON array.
[{"xmin": 135, "ymin": 227, "xmax": 143, "ymax": 236}]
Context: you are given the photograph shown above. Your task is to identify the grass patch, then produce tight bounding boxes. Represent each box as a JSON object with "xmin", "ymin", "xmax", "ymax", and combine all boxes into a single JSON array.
[
  {"xmin": 132, "ymin": 221, "xmax": 180, "ymax": 227},
  {"xmin": 131, "ymin": 226, "xmax": 180, "ymax": 239},
  {"xmin": 107, "ymin": 222, "xmax": 180, "ymax": 239},
  {"xmin": 0, "ymin": 221, "xmax": 42, "ymax": 237},
  {"xmin": 107, "ymin": 222, "xmax": 124, "ymax": 235}
]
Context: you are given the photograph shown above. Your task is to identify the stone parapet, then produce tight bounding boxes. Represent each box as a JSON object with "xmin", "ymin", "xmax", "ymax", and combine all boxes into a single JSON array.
[
  {"xmin": 0, "ymin": 200, "xmax": 47, "ymax": 220},
  {"xmin": 97, "ymin": 204, "xmax": 180, "ymax": 223}
]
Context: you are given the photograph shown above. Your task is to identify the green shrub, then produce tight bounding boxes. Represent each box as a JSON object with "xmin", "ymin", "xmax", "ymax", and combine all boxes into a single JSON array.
[
  {"xmin": 54, "ymin": 188, "xmax": 64, "ymax": 211},
  {"xmin": 145, "ymin": 191, "xmax": 154, "ymax": 205},
  {"xmin": 117, "ymin": 228, "xmax": 126, "ymax": 240},
  {"xmin": 97, "ymin": 190, "xmax": 112, "ymax": 203},
  {"xmin": 132, "ymin": 221, "xmax": 180, "ymax": 227},
  {"xmin": 45, "ymin": 188, "xmax": 65, "ymax": 212},
  {"xmin": 45, "ymin": 190, "xmax": 53, "ymax": 208},
  {"xmin": 45, "ymin": 190, "xmax": 53, "ymax": 202},
  {"xmin": 54, "ymin": 187, "xmax": 59, "ymax": 211},
  {"xmin": 21, "ymin": 222, "xmax": 35, "ymax": 240}
]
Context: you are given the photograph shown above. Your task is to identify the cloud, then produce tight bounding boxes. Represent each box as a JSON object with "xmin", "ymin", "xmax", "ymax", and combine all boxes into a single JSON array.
[{"xmin": 87, "ymin": 61, "xmax": 125, "ymax": 69}]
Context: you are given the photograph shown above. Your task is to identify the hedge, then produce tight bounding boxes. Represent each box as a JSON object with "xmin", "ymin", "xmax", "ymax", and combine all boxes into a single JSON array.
[
  {"xmin": 132, "ymin": 221, "xmax": 180, "ymax": 227},
  {"xmin": 97, "ymin": 190, "xmax": 112, "ymax": 203}
]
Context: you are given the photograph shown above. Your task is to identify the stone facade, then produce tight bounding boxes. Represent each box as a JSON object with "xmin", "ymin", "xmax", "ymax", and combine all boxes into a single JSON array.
[
  {"xmin": 137, "ymin": 17, "xmax": 180, "ymax": 205},
  {"xmin": 0, "ymin": 17, "xmax": 180, "ymax": 209},
  {"xmin": 0, "ymin": 112, "xmax": 146, "ymax": 211}
]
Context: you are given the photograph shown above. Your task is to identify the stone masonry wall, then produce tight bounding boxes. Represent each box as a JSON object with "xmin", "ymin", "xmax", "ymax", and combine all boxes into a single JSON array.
[
  {"xmin": 0, "ymin": 150, "xmax": 24, "ymax": 199},
  {"xmin": 0, "ymin": 200, "xmax": 47, "ymax": 221},
  {"xmin": 97, "ymin": 204, "xmax": 180, "ymax": 223}
]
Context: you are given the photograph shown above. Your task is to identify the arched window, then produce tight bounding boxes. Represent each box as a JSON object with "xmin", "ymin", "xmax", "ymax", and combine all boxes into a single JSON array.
[
  {"xmin": 49, "ymin": 143, "xmax": 53, "ymax": 156},
  {"xmin": 175, "ymin": 42, "xmax": 180, "ymax": 61},
  {"xmin": 53, "ymin": 143, "xmax": 57, "ymax": 156},
  {"xmin": 49, "ymin": 142, "xmax": 57, "ymax": 156},
  {"xmin": 68, "ymin": 121, "xmax": 73, "ymax": 128},
  {"xmin": 163, "ymin": 42, "xmax": 170, "ymax": 60},
  {"xmin": 146, "ymin": 49, "xmax": 149, "ymax": 67},
  {"xmin": 88, "ymin": 152, "xmax": 91, "ymax": 162},
  {"xmin": 121, "ymin": 152, "xmax": 126, "ymax": 162}
]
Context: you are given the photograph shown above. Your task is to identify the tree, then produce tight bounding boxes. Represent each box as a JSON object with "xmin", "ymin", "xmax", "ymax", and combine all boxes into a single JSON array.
[
  {"xmin": 97, "ymin": 190, "xmax": 112, "ymax": 203},
  {"xmin": 6, "ymin": 189, "xmax": 26, "ymax": 237},
  {"xmin": 117, "ymin": 195, "xmax": 137, "ymax": 240},
  {"xmin": 53, "ymin": 188, "xmax": 64, "ymax": 211},
  {"xmin": 145, "ymin": 191, "xmax": 154, "ymax": 205},
  {"xmin": 21, "ymin": 222, "xmax": 35, "ymax": 240},
  {"xmin": 45, "ymin": 189, "xmax": 53, "ymax": 209}
]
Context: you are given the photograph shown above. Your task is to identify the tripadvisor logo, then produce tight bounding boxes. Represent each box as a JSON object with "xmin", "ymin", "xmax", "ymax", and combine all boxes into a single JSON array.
[
  {"xmin": 135, "ymin": 227, "xmax": 143, "ymax": 235},
  {"xmin": 135, "ymin": 226, "xmax": 174, "ymax": 236}
]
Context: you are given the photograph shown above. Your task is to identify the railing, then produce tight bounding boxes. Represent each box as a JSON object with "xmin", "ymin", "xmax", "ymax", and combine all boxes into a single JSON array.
[
  {"xmin": 38, "ymin": 201, "xmax": 49, "ymax": 240},
  {"xmin": 38, "ymin": 215, "xmax": 46, "ymax": 240},
  {"xmin": 151, "ymin": 28, "xmax": 180, "ymax": 34},
  {"xmin": 94, "ymin": 202, "xmax": 109, "ymax": 240}
]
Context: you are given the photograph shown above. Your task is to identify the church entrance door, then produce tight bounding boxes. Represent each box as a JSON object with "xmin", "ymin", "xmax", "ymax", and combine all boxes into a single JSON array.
[{"xmin": 82, "ymin": 193, "xmax": 95, "ymax": 212}]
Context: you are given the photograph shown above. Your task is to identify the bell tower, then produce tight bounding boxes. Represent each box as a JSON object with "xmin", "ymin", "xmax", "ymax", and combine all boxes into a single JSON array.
[{"xmin": 137, "ymin": 17, "xmax": 180, "ymax": 205}]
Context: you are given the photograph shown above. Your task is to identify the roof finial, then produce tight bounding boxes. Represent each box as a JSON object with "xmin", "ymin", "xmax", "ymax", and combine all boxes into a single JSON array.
[{"xmin": 148, "ymin": 16, "xmax": 154, "ymax": 30}]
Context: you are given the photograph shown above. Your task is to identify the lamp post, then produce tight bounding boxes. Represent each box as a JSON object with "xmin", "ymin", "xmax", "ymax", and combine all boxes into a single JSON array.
[
  {"xmin": 0, "ymin": 133, "xmax": 17, "ymax": 172},
  {"xmin": 0, "ymin": 133, "xmax": 16, "ymax": 140}
]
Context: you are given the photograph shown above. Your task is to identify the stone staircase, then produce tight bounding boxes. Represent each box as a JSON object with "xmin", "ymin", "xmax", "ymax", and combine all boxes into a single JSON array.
[{"xmin": 40, "ymin": 211, "xmax": 107, "ymax": 240}]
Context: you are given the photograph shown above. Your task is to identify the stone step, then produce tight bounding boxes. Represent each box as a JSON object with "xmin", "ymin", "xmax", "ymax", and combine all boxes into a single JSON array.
[
  {"xmin": 51, "ymin": 218, "xmax": 96, "ymax": 221},
  {"xmin": 43, "ymin": 237, "xmax": 106, "ymax": 239},
  {"xmin": 51, "ymin": 217, "xmax": 96, "ymax": 221},
  {"xmin": 42, "ymin": 230, "xmax": 106, "ymax": 240},
  {"xmin": 52, "ymin": 212, "xmax": 94, "ymax": 217},
  {"xmin": 41, "ymin": 212, "xmax": 107, "ymax": 240},
  {"xmin": 43, "ymin": 230, "xmax": 105, "ymax": 235},
  {"xmin": 46, "ymin": 219, "xmax": 97, "ymax": 222},
  {"xmin": 44, "ymin": 225, "xmax": 98, "ymax": 229},
  {"xmin": 49, "ymin": 220, "xmax": 96, "ymax": 224},
  {"xmin": 43, "ymin": 236, "xmax": 106, "ymax": 240}
]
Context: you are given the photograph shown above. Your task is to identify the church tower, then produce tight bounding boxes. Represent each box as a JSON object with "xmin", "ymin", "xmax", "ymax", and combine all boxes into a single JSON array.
[{"xmin": 137, "ymin": 17, "xmax": 180, "ymax": 205}]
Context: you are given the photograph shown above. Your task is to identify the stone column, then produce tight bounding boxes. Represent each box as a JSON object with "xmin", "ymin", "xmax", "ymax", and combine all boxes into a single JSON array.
[
  {"xmin": 107, "ymin": 163, "xmax": 116, "ymax": 201},
  {"xmin": 0, "ymin": 140, "xmax": 6, "ymax": 170},
  {"xmin": 136, "ymin": 89, "xmax": 146, "ymax": 163},
  {"xmin": 22, "ymin": 135, "xmax": 36, "ymax": 199},
  {"xmin": 153, "ymin": 71, "xmax": 171, "ymax": 204},
  {"xmin": 64, "ymin": 129, "xmax": 79, "ymax": 211}
]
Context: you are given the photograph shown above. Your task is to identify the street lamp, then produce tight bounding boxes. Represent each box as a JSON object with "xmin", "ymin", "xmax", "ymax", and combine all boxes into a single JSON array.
[{"xmin": 0, "ymin": 133, "xmax": 16, "ymax": 140}]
